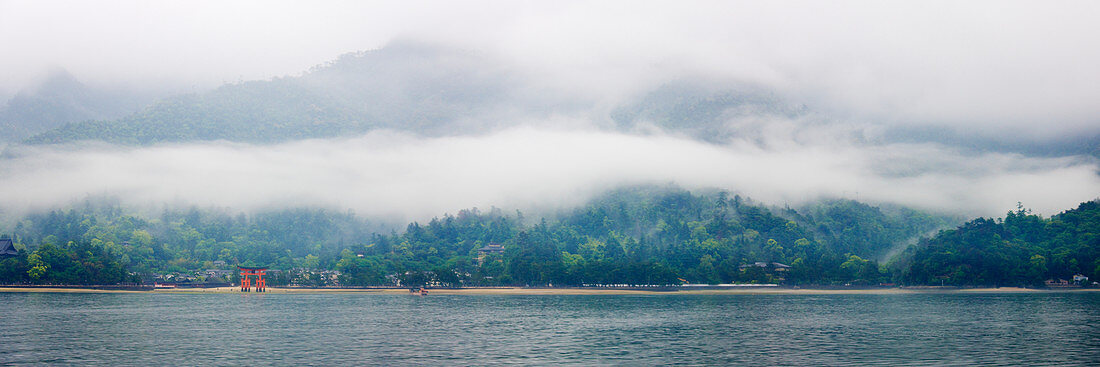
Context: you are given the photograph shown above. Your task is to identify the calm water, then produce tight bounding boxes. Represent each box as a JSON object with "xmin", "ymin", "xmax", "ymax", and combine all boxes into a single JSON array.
[{"xmin": 1, "ymin": 292, "xmax": 1098, "ymax": 366}]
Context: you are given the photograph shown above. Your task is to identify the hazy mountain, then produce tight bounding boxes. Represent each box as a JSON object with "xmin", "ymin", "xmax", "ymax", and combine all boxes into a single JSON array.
[
  {"xmin": 27, "ymin": 42, "xmax": 816, "ymax": 146},
  {"xmin": 880, "ymin": 125, "xmax": 1100, "ymax": 159},
  {"xmin": 21, "ymin": 43, "xmax": 1100, "ymax": 162},
  {"xmin": 0, "ymin": 70, "xmax": 162, "ymax": 142},
  {"xmin": 26, "ymin": 43, "xmax": 552, "ymax": 145},
  {"xmin": 611, "ymin": 81, "xmax": 809, "ymax": 143}
]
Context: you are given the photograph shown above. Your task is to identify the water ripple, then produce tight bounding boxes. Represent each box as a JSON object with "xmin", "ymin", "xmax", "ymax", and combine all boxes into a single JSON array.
[{"xmin": 1, "ymin": 292, "xmax": 1098, "ymax": 365}]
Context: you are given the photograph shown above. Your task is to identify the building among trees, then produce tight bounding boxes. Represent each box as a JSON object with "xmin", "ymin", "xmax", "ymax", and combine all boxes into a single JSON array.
[
  {"xmin": 0, "ymin": 238, "xmax": 18, "ymax": 257},
  {"xmin": 477, "ymin": 243, "xmax": 504, "ymax": 266}
]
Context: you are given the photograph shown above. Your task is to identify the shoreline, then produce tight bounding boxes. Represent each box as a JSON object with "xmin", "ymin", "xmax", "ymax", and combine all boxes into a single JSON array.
[{"xmin": 2, "ymin": 285, "xmax": 1097, "ymax": 295}]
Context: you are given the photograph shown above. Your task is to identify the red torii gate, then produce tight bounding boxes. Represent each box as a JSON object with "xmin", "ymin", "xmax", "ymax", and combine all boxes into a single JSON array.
[{"xmin": 238, "ymin": 266, "xmax": 267, "ymax": 292}]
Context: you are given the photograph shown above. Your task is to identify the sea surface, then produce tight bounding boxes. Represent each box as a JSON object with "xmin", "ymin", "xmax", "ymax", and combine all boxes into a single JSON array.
[{"xmin": 1, "ymin": 291, "xmax": 1098, "ymax": 366}]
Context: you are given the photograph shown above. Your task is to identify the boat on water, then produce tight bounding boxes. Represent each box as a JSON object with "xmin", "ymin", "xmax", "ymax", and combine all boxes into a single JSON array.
[{"xmin": 409, "ymin": 287, "xmax": 428, "ymax": 295}]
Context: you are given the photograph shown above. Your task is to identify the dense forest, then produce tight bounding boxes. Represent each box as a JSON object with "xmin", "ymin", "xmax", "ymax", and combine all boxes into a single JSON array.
[
  {"xmin": 2, "ymin": 186, "xmax": 1097, "ymax": 288},
  {"xmin": 893, "ymin": 201, "xmax": 1100, "ymax": 287}
]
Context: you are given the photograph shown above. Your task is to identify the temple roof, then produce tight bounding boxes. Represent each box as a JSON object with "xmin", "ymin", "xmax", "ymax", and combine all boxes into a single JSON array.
[{"xmin": 0, "ymin": 239, "xmax": 17, "ymax": 256}]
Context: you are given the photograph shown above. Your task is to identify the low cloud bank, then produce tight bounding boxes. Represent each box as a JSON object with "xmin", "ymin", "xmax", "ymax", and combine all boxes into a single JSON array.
[{"xmin": 1, "ymin": 126, "xmax": 1096, "ymax": 223}]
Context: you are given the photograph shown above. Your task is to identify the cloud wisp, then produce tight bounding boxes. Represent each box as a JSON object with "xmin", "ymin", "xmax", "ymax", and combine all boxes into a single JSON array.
[{"xmin": 1, "ymin": 126, "xmax": 1096, "ymax": 223}]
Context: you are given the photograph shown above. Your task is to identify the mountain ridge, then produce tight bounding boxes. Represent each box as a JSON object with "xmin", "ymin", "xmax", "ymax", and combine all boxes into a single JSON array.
[{"xmin": 0, "ymin": 70, "xmax": 165, "ymax": 142}]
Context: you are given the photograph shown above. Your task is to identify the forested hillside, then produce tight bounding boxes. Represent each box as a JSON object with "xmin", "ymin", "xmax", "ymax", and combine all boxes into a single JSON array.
[
  {"xmin": 0, "ymin": 186, "xmax": 954, "ymax": 286},
  {"xmin": 893, "ymin": 201, "xmax": 1100, "ymax": 287}
]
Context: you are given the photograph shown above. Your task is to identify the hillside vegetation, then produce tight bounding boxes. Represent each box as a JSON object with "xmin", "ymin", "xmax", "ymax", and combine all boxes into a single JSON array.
[
  {"xmin": 894, "ymin": 201, "xmax": 1100, "ymax": 286},
  {"xmin": 1, "ymin": 186, "xmax": 961, "ymax": 286}
]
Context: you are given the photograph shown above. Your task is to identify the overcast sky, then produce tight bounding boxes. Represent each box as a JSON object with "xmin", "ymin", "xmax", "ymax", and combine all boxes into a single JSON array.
[
  {"xmin": 4, "ymin": 0, "xmax": 1099, "ymax": 135},
  {"xmin": 1, "ymin": 1, "xmax": 1098, "ymax": 221}
]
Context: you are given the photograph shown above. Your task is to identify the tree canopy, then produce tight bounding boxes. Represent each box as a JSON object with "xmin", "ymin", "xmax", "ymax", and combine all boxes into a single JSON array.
[{"xmin": 3, "ymin": 187, "xmax": 1095, "ymax": 288}]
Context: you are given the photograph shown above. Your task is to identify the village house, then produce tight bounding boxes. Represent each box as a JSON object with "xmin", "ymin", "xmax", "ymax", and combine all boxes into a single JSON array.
[
  {"xmin": 288, "ymin": 268, "xmax": 342, "ymax": 286},
  {"xmin": 1045, "ymin": 278, "xmax": 1073, "ymax": 287},
  {"xmin": 203, "ymin": 269, "xmax": 235, "ymax": 280},
  {"xmin": 1072, "ymin": 274, "xmax": 1089, "ymax": 284}
]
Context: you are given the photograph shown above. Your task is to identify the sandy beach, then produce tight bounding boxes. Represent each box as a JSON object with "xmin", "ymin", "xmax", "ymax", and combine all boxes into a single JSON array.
[{"xmin": 2, "ymin": 286, "xmax": 1097, "ymax": 295}]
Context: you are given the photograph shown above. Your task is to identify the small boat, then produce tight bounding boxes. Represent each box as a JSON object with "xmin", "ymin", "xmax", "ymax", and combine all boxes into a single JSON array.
[{"xmin": 409, "ymin": 287, "xmax": 428, "ymax": 295}]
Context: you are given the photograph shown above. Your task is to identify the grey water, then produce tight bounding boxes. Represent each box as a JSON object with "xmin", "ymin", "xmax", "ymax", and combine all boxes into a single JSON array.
[{"xmin": 1, "ymin": 292, "xmax": 1098, "ymax": 366}]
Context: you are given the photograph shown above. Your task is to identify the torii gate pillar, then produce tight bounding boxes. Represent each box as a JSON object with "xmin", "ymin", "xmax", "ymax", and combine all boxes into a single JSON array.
[{"xmin": 238, "ymin": 266, "xmax": 268, "ymax": 292}]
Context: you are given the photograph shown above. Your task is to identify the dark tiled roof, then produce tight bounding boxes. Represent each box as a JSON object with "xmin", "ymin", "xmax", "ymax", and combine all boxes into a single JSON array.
[{"xmin": 0, "ymin": 239, "xmax": 17, "ymax": 256}]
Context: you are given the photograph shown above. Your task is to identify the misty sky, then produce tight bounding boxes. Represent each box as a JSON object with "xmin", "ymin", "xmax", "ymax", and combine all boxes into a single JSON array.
[
  {"xmin": 2, "ymin": 1, "xmax": 1099, "ymax": 222},
  {"xmin": 4, "ymin": 1, "xmax": 1100, "ymax": 135}
]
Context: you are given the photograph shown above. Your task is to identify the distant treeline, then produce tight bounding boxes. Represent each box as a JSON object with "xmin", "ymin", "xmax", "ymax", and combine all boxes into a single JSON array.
[{"xmin": 2, "ymin": 186, "xmax": 1097, "ymax": 287}]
